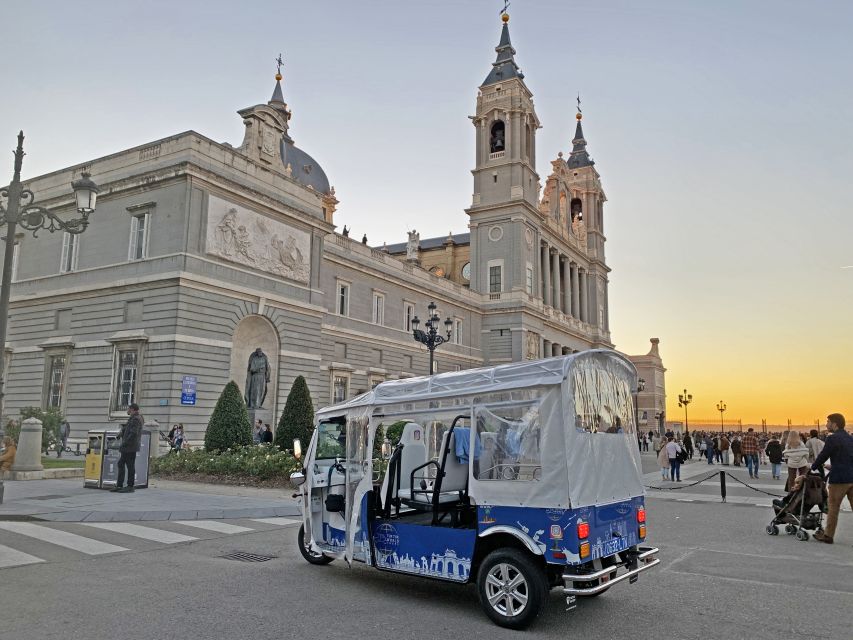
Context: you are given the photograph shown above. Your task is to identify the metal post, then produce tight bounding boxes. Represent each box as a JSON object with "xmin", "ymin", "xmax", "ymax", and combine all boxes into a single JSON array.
[
  {"xmin": 719, "ymin": 470, "xmax": 726, "ymax": 502},
  {"xmin": 0, "ymin": 133, "xmax": 25, "ymax": 431}
]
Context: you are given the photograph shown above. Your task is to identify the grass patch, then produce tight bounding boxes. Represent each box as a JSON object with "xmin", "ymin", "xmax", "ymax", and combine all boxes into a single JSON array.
[{"xmin": 40, "ymin": 457, "xmax": 85, "ymax": 469}]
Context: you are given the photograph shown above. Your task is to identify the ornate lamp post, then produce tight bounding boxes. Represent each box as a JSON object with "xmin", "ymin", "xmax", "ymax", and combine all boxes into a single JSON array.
[
  {"xmin": 678, "ymin": 388, "xmax": 692, "ymax": 434},
  {"xmin": 633, "ymin": 377, "xmax": 645, "ymax": 429},
  {"xmin": 411, "ymin": 301, "xmax": 452, "ymax": 376},
  {"xmin": 0, "ymin": 131, "xmax": 99, "ymax": 428},
  {"xmin": 717, "ymin": 400, "xmax": 727, "ymax": 432}
]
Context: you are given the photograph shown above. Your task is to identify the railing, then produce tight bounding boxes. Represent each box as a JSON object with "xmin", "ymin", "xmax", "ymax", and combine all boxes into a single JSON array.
[{"xmin": 489, "ymin": 151, "xmax": 505, "ymax": 160}]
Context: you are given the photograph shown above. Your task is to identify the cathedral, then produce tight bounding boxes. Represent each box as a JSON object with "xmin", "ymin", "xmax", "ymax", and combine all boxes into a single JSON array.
[{"xmin": 0, "ymin": 12, "xmax": 665, "ymax": 444}]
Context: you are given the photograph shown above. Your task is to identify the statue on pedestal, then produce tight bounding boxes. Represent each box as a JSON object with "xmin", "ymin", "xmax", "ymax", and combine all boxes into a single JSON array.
[
  {"xmin": 245, "ymin": 348, "xmax": 271, "ymax": 409},
  {"xmin": 406, "ymin": 229, "xmax": 420, "ymax": 261}
]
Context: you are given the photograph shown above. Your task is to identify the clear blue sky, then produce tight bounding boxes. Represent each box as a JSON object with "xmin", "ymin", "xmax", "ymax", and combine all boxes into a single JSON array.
[{"xmin": 2, "ymin": 1, "xmax": 851, "ymax": 422}]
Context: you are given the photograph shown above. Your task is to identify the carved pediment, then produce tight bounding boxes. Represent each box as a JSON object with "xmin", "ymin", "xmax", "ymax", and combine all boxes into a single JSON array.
[{"xmin": 237, "ymin": 103, "xmax": 290, "ymax": 168}]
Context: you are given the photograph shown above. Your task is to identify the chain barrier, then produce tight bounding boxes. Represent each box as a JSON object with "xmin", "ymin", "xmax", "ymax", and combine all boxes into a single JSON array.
[
  {"xmin": 645, "ymin": 468, "xmax": 786, "ymax": 498},
  {"xmin": 644, "ymin": 471, "xmax": 719, "ymax": 491}
]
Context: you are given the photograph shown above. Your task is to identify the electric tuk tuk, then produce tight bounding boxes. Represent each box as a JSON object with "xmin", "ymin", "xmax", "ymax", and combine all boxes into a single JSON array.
[{"xmin": 290, "ymin": 350, "xmax": 659, "ymax": 629}]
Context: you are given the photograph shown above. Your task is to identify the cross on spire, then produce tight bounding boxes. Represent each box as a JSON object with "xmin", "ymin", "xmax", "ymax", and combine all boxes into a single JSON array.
[
  {"xmin": 576, "ymin": 93, "xmax": 582, "ymax": 115},
  {"xmin": 501, "ymin": 0, "xmax": 511, "ymax": 14},
  {"xmin": 275, "ymin": 53, "xmax": 284, "ymax": 76}
]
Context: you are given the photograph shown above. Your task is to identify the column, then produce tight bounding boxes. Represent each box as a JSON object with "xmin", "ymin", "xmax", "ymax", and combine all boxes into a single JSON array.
[
  {"xmin": 562, "ymin": 258, "xmax": 572, "ymax": 317},
  {"xmin": 552, "ymin": 343, "xmax": 561, "ymax": 357},
  {"xmin": 542, "ymin": 244, "xmax": 551, "ymax": 307},
  {"xmin": 580, "ymin": 269, "xmax": 589, "ymax": 323},
  {"xmin": 551, "ymin": 250, "xmax": 561, "ymax": 312},
  {"xmin": 543, "ymin": 339, "xmax": 551, "ymax": 357},
  {"xmin": 570, "ymin": 263, "xmax": 580, "ymax": 318}
]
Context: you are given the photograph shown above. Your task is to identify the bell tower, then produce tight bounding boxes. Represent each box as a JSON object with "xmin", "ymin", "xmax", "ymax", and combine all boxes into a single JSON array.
[{"xmin": 469, "ymin": 11, "xmax": 541, "ymax": 212}]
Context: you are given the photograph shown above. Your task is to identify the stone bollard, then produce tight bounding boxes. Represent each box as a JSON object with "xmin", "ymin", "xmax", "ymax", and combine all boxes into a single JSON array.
[{"xmin": 11, "ymin": 417, "xmax": 45, "ymax": 475}]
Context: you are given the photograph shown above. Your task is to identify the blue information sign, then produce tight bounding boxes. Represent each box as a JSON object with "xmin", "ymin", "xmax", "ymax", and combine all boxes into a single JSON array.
[{"xmin": 181, "ymin": 376, "xmax": 197, "ymax": 406}]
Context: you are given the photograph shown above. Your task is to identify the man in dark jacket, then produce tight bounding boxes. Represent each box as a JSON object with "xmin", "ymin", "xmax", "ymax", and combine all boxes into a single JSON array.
[
  {"xmin": 812, "ymin": 413, "xmax": 853, "ymax": 544},
  {"xmin": 111, "ymin": 403, "xmax": 144, "ymax": 494}
]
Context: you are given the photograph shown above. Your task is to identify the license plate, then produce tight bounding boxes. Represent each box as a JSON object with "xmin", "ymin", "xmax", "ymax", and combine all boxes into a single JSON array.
[{"xmin": 600, "ymin": 574, "xmax": 610, "ymax": 584}]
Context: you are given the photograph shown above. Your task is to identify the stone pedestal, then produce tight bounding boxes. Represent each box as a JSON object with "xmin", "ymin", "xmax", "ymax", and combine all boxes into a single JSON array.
[
  {"xmin": 145, "ymin": 419, "xmax": 165, "ymax": 458},
  {"xmin": 11, "ymin": 417, "xmax": 44, "ymax": 478},
  {"xmin": 248, "ymin": 408, "xmax": 274, "ymax": 431}
]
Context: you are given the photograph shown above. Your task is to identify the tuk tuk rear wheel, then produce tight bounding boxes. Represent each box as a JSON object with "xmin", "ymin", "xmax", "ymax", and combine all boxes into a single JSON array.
[
  {"xmin": 477, "ymin": 549, "xmax": 546, "ymax": 630},
  {"xmin": 297, "ymin": 524, "xmax": 334, "ymax": 565}
]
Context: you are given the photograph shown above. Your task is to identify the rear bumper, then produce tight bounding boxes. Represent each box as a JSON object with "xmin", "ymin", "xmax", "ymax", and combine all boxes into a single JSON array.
[{"xmin": 562, "ymin": 546, "xmax": 660, "ymax": 596}]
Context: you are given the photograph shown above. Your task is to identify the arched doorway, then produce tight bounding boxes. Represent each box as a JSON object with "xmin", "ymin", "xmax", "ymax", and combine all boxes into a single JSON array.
[{"xmin": 229, "ymin": 314, "xmax": 280, "ymax": 428}]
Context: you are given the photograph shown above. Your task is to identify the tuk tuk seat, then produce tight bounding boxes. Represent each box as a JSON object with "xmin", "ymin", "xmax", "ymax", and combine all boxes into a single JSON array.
[
  {"xmin": 379, "ymin": 422, "xmax": 426, "ymax": 506},
  {"xmin": 402, "ymin": 430, "xmax": 468, "ymax": 518}
]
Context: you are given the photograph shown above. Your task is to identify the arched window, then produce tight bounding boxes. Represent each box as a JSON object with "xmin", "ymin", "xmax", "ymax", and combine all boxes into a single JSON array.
[
  {"xmin": 490, "ymin": 120, "xmax": 506, "ymax": 153},
  {"xmin": 570, "ymin": 198, "xmax": 583, "ymax": 223},
  {"xmin": 525, "ymin": 123, "xmax": 532, "ymax": 159}
]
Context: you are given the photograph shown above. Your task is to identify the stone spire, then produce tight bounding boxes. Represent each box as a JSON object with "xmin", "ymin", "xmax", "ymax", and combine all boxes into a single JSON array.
[
  {"xmin": 482, "ymin": 12, "xmax": 523, "ymax": 86},
  {"xmin": 567, "ymin": 112, "xmax": 594, "ymax": 169},
  {"xmin": 268, "ymin": 54, "xmax": 292, "ymax": 133}
]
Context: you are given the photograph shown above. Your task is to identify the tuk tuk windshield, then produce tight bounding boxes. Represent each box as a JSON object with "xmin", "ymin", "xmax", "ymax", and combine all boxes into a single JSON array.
[{"xmin": 316, "ymin": 420, "xmax": 347, "ymax": 459}]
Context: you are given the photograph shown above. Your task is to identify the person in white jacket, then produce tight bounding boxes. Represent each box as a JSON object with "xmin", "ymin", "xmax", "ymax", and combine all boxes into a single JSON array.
[{"xmin": 782, "ymin": 431, "xmax": 810, "ymax": 492}]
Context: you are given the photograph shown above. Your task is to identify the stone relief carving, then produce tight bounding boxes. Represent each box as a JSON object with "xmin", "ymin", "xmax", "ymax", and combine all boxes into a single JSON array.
[
  {"xmin": 525, "ymin": 331, "xmax": 540, "ymax": 360},
  {"xmin": 207, "ymin": 195, "xmax": 310, "ymax": 283}
]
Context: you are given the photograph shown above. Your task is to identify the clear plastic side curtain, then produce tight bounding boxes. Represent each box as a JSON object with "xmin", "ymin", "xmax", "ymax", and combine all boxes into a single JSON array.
[
  {"xmin": 468, "ymin": 385, "xmax": 570, "ymax": 509},
  {"xmin": 344, "ymin": 407, "xmax": 374, "ymax": 565},
  {"xmin": 563, "ymin": 352, "xmax": 645, "ymax": 508},
  {"xmin": 301, "ymin": 427, "xmax": 320, "ymax": 554}
]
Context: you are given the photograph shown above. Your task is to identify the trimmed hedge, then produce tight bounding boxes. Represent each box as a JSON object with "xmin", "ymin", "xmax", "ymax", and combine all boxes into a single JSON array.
[
  {"xmin": 151, "ymin": 444, "xmax": 300, "ymax": 480},
  {"xmin": 204, "ymin": 381, "xmax": 253, "ymax": 452},
  {"xmin": 274, "ymin": 375, "xmax": 314, "ymax": 452}
]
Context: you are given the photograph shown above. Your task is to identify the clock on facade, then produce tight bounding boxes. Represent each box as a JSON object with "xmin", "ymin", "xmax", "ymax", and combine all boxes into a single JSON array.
[{"xmin": 461, "ymin": 262, "xmax": 471, "ymax": 281}]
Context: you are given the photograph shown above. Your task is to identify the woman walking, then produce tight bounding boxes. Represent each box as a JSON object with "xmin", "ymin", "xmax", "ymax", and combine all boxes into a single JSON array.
[
  {"xmin": 657, "ymin": 439, "xmax": 670, "ymax": 481},
  {"xmin": 765, "ymin": 436, "xmax": 784, "ymax": 480},
  {"xmin": 782, "ymin": 431, "xmax": 810, "ymax": 491}
]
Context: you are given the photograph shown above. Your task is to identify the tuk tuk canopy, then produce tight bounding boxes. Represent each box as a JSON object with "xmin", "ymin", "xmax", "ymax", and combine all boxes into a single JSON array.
[{"xmin": 315, "ymin": 350, "xmax": 645, "ymax": 514}]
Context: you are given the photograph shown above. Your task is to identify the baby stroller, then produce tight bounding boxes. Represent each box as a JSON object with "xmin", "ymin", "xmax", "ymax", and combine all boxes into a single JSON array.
[{"xmin": 765, "ymin": 470, "xmax": 827, "ymax": 541}]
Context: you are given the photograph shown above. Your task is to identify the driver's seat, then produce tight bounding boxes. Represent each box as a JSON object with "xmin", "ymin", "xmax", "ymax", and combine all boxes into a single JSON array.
[{"xmin": 379, "ymin": 422, "xmax": 426, "ymax": 507}]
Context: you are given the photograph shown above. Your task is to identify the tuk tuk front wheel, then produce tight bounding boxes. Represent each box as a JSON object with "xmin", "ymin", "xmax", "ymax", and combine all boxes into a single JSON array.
[
  {"xmin": 477, "ymin": 549, "xmax": 546, "ymax": 630},
  {"xmin": 297, "ymin": 524, "xmax": 334, "ymax": 565}
]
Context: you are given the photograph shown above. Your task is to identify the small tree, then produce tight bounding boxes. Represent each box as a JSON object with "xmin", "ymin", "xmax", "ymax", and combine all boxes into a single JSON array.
[
  {"xmin": 275, "ymin": 376, "xmax": 314, "ymax": 452},
  {"xmin": 385, "ymin": 420, "xmax": 408, "ymax": 446},
  {"xmin": 205, "ymin": 381, "xmax": 252, "ymax": 452},
  {"xmin": 20, "ymin": 407, "xmax": 64, "ymax": 453}
]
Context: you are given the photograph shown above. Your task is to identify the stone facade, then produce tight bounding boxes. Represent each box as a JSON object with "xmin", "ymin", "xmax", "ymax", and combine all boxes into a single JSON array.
[
  {"xmin": 0, "ymin": 16, "xmax": 663, "ymax": 444},
  {"xmin": 628, "ymin": 339, "xmax": 668, "ymax": 435}
]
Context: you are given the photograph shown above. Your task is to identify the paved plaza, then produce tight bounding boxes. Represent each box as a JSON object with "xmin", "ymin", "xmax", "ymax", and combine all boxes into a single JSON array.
[{"xmin": 0, "ymin": 459, "xmax": 850, "ymax": 639}]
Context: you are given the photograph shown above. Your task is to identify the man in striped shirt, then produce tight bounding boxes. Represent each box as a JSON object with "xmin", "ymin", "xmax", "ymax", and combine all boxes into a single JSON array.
[{"xmin": 741, "ymin": 428, "xmax": 760, "ymax": 479}]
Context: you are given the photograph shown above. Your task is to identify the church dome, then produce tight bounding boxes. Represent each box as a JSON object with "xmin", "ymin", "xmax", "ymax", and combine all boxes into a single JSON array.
[{"xmin": 281, "ymin": 138, "xmax": 331, "ymax": 194}]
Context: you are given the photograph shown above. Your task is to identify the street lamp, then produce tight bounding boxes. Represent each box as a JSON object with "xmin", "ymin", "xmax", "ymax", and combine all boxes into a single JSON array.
[
  {"xmin": 633, "ymin": 377, "xmax": 645, "ymax": 429},
  {"xmin": 716, "ymin": 400, "xmax": 727, "ymax": 432},
  {"xmin": 678, "ymin": 388, "xmax": 692, "ymax": 434},
  {"xmin": 0, "ymin": 131, "xmax": 98, "ymax": 427},
  {"xmin": 411, "ymin": 301, "xmax": 452, "ymax": 376}
]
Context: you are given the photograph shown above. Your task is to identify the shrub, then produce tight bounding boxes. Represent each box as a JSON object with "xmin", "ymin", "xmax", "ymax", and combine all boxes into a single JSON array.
[
  {"xmin": 4, "ymin": 419, "xmax": 20, "ymax": 443},
  {"xmin": 204, "ymin": 381, "xmax": 252, "ymax": 452},
  {"xmin": 274, "ymin": 376, "xmax": 314, "ymax": 452},
  {"xmin": 151, "ymin": 444, "xmax": 300, "ymax": 480},
  {"xmin": 385, "ymin": 420, "xmax": 408, "ymax": 445},
  {"xmin": 19, "ymin": 407, "xmax": 64, "ymax": 453}
]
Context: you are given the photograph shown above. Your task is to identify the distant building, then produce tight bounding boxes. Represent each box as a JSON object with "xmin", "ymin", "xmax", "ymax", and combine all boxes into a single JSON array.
[
  {"xmin": 628, "ymin": 339, "xmax": 667, "ymax": 434},
  {"xmin": 0, "ymin": 12, "xmax": 663, "ymax": 443}
]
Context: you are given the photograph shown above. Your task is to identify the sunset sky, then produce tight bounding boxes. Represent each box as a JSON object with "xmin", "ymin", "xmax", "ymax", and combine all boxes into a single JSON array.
[{"xmin": 1, "ymin": 1, "xmax": 850, "ymax": 423}]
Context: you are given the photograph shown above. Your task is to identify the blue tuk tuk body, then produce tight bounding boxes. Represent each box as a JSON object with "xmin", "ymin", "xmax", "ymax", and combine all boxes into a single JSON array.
[{"xmin": 292, "ymin": 351, "xmax": 659, "ymax": 629}]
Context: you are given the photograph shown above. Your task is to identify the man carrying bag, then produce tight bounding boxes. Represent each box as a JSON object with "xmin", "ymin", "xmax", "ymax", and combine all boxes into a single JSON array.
[{"xmin": 111, "ymin": 403, "xmax": 144, "ymax": 493}]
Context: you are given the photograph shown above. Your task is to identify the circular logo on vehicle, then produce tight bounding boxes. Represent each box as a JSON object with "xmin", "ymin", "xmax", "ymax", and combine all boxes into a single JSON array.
[{"xmin": 373, "ymin": 523, "xmax": 400, "ymax": 559}]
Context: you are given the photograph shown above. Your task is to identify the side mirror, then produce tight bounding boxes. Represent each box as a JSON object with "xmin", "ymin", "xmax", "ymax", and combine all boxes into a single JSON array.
[
  {"xmin": 290, "ymin": 471, "xmax": 306, "ymax": 487},
  {"xmin": 381, "ymin": 439, "xmax": 392, "ymax": 460},
  {"xmin": 293, "ymin": 439, "xmax": 302, "ymax": 460}
]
